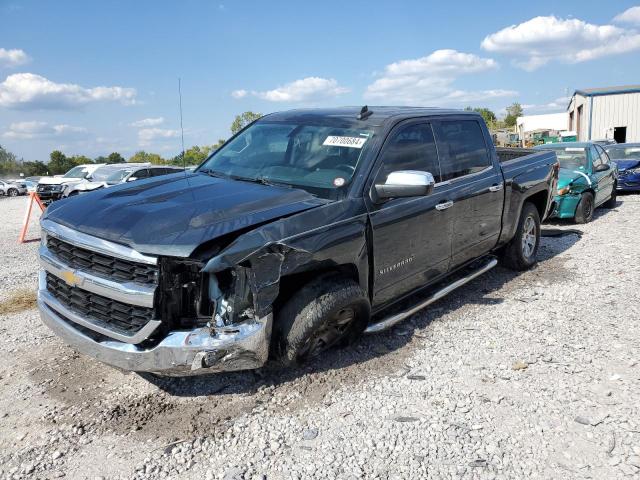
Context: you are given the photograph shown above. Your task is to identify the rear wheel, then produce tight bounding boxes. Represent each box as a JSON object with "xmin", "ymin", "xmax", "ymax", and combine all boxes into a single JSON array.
[
  {"xmin": 273, "ymin": 276, "xmax": 370, "ymax": 366},
  {"xmin": 7, "ymin": 188, "xmax": 18, "ymax": 197},
  {"xmin": 603, "ymin": 184, "xmax": 617, "ymax": 209},
  {"xmin": 574, "ymin": 192, "xmax": 594, "ymax": 223},
  {"xmin": 500, "ymin": 202, "xmax": 540, "ymax": 271}
]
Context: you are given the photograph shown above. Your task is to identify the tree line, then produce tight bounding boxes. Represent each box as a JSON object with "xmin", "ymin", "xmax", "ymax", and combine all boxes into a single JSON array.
[
  {"xmin": 464, "ymin": 103, "xmax": 523, "ymax": 131},
  {"xmin": 0, "ymin": 111, "xmax": 262, "ymax": 178}
]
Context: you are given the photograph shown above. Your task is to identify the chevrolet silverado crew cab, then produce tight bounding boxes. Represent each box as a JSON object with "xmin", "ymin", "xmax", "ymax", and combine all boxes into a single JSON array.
[{"xmin": 38, "ymin": 107, "xmax": 558, "ymax": 376}]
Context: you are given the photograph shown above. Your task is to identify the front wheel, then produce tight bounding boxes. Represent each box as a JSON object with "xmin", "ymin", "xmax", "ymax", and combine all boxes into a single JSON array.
[
  {"xmin": 7, "ymin": 188, "xmax": 18, "ymax": 197},
  {"xmin": 574, "ymin": 192, "xmax": 594, "ymax": 224},
  {"xmin": 500, "ymin": 202, "xmax": 541, "ymax": 271},
  {"xmin": 273, "ymin": 277, "xmax": 370, "ymax": 366}
]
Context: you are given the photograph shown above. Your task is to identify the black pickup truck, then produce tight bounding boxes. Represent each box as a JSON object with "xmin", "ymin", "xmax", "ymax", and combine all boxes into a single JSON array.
[{"xmin": 38, "ymin": 107, "xmax": 558, "ymax": 375}]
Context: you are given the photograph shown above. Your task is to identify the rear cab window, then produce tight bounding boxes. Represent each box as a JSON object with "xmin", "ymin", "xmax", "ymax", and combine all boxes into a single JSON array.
[{"xmin": 435, "ymin": 120, "xmax": 492, "ymax": 181}]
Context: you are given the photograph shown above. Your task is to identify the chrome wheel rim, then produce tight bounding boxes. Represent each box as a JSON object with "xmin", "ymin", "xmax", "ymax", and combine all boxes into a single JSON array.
[
  {"xmin": 299, "ymin": 307, "xmax": 355, "ymax": 359},
  {"xmin": 521, "ymin": 216, "xmax": 537, "ymax": 258}
]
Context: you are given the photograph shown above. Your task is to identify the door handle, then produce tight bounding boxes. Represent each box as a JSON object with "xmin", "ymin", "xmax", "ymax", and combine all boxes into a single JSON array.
[
  {"xmin": 489, "ymin": 184, "xmax": 503, "ymax": 192},
  {"xmin": 435, "ymin": 200, "xmax": 454, "ymax": 210}
]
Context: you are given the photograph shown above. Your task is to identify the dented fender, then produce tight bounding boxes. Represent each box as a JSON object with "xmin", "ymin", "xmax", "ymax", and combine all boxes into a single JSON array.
[{"xmin": 202, "ymin": 199, "xmax": 370, "ymax": 318}]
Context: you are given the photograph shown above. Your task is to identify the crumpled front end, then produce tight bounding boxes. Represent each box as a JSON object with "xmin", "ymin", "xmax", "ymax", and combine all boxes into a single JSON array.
[{"xmin": 37, "ymin": 219, "xmax": 273, "ymax": 375}]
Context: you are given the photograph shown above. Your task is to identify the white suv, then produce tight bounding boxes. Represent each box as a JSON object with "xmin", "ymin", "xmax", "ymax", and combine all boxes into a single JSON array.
[{"xmin": 36, "ymin": 164, "xmax": 105, "ymax": 203}]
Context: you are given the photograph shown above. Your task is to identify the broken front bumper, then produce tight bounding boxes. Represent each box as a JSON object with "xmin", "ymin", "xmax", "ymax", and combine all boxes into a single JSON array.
[{"xmin": 38, "ymin": 290, "xmax": 273, "ymax": 376}]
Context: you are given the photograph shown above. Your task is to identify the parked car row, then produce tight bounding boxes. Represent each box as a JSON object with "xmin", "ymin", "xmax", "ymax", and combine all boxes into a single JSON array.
[
  {"xmin": 36, "ymin": 163, "xmax": 184, "ymax": 203},
  {"xmin": 0, "ymin": 179, "xmax": 28, "ymax": 197}
]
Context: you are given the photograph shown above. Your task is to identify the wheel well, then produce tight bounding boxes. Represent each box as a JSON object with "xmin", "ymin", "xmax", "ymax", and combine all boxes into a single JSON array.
[
  {"xmin": 273, "ymin": 264, "xmax": 360, "ymax": 313},
  {"xmin": 525, "ymin": 190, "xmax": 549, "ymax": 219}
]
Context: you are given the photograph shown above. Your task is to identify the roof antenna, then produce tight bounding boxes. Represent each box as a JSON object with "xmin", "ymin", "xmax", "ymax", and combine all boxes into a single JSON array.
[
  {"xmin": 178, "ymin": 78, "xmax": 186, "ymax": 175},
  {"xmin": 357, "ymin": 105, "xmax": 373, "ymax": 120}
]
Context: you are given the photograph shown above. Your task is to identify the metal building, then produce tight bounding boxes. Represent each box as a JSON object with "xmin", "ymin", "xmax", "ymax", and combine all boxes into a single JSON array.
[{"xmin": 567, "ymin": 85, "xmax": 640, "ymax": 143}]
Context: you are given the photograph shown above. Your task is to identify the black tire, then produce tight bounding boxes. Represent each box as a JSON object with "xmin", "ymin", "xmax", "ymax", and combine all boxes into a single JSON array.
[
  {"xmin": 500, "ymin": 202, "xmax": 541, "ymax": 271},
  {"xmin": 603, "ymin": 184, "xmax": 617, "ymax": 209},
  {"xmin": 273, "ymin": 276, "xmax": 370, "ymax": 366},
  {"xmin": 7, "ymin": 188, "xmax": 18, "ymax": 197},
  {"xmin": 574, "ymin": 191, "xmax": 594, "ymax": 224}
]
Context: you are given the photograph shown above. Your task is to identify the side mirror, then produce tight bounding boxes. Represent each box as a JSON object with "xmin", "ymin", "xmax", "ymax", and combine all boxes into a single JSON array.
[
  {"xmin": 595, "ymin": 163, "xmax": 610, "ymax": 172},
  {"xmin": 127, "ymin": 176, "xmax": 138, "ymax": 182},
  {"xmin": 372, "ymin": 171, "xmax": 435, "ymax": 202}
]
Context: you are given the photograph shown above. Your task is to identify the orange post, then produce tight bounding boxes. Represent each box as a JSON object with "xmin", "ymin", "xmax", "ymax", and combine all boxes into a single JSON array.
[{"xmin": 18, "ymin": 192, "xmax": 46, "ymax": 243}]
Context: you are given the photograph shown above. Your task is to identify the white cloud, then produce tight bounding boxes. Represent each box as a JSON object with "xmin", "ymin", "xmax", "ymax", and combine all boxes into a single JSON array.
[
  {"xmin": 138, "ymin": 128, "xmax": 179, "ymax": 146},
  {"xmin": 521, "ymin": 96, "xmax": 571, "ymax": 113},
  {"xmin": 0, "ymin": 48, "xmax": 29, "ymax": 67},
  {"xmin": 130, "ymin": 117, "xmax": 164, "ymax": 127},
  {"xmin": 0, "ymin": 73, "xmax": 137, "ymax": 110},
  {"xmin": 482, "ymin": 15, "xmax": 640, "ymax": 71},
  {"xmin": 614, "ymin": 6, "xmax": 640, "ymax": 25},
  {"xmin": 231, "ymin": 89, "xmax": 248, "ymax": 99},
  {"xmin": 364, "ymin": 49, "xmax": 514, "ymax": 105},
  {"xmin": 3, "ymin": 120, "xmax": 88, "ymax": 139},
  {"xmin": 234, "ymin": 77, "xmax": 349, "ymax": 102}
]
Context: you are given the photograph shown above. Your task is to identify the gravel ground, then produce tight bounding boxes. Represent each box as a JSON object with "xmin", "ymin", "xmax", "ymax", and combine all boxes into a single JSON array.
[{"xmin": 0, "ymin": 194, "xmax": 639, "ymax": 479}]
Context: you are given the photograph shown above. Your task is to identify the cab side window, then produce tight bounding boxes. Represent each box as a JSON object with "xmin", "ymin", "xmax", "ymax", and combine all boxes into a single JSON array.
[
  {"xmin": 590, "ymin": 147, "xmax": 603, "ymax": 169},
  {"xmin": 134, "ymin": 169, "xmax": 150, "ymax": 179},
  {"xmin": 595, "ymin": 145, "xmax": 609, "ymax": 165},
  {"xmin": 375, "ymin": 123, "xmax": 441, "ymax": 184},
  {"xmin": 436, "ymin": 120, "xmax": 491, "ymax": 181}
]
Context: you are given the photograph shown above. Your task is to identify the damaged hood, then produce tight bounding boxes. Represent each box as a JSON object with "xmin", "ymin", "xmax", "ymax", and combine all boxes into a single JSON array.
[
  {"xmin": 615, "ymin": 159, "xmax": 640, "ymax": 172},
  {"xmin": 44, "ymin": 172, "xmax": 326, "ymax": 257},
  {"xmin": 558, "ymin": 167, "xmax": 590, "ymax": 189},
  {"xmin": 38, "ymin": 176, "xmax": 83, "ymax": 186}
]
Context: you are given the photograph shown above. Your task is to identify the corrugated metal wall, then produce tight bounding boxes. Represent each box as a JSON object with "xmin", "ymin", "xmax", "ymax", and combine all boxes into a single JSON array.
[{"xmin": 591, "ymin": 93, "xmax": 640, "ymax": 142}]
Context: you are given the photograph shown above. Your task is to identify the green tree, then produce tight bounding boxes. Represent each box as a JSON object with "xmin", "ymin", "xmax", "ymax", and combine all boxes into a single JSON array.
[
  {"xmin": 48, "ymin": 150, "xmax": 69, "ymax": 174},
  {"xmin": 128, "ymin": 151, "xmax": 166, "ymax": 165},
  {"xmin": 231, "ymin": 111, "xmax": 262, "ymax": 135},
  {"xmin": 22, "ymin": 161, "xmax": 49, "ymax": 176},
  {"xmin": 464, "ymin": 107, "xmax": 498, "ymax": 129},
  {"xmin": 0, "ymin": 145, "xmax": 19, "ymax": 176},
  {"xmin": 106, "ymin": 152, "xmax": 125, "ymax": 164},
  {"xmin": 68, "ymin": 155, "xmax": 93, "ymax": 165},
  {"xmin": 504, "ymin": 102, "xmax": 523, "ymax": 128}
]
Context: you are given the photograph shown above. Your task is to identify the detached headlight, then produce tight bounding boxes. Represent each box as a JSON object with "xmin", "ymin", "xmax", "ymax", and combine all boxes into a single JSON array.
[{"xmin": 557, "ymin": 186, "xmax": 571, "ymax": 196}]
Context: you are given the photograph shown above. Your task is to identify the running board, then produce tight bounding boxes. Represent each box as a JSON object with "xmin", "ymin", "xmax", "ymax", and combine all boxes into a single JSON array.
[{"xmin": 364, "ymin": 257, "xmax": 498, "ymax": 334}]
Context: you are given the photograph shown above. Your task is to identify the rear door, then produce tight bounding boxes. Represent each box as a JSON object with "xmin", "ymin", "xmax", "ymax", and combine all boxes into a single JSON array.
[
  {"xmin": 433, "ymin": 118, "xmax": 505, "ymax": 268},
  {"xmin": 592, "ymin": 145, "xmax": 615, "ymax": 205},
  {"xmin": 367, "ymin": 120, "xmax": 453, "ymax": 306}
]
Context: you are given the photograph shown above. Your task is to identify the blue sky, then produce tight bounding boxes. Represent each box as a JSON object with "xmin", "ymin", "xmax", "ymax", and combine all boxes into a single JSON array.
[{"xmin": 1, "ymin": 0, "xmax": 640, "ymax": 161}]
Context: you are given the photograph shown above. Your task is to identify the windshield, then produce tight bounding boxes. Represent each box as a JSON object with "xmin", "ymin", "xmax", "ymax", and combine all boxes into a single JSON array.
[
  {"xmin": 91, "ymin": 167, "xmax": 123, "ymax": 182},
  {"xmin": 604, "ymin": 146, "xmax": 640, "ymax": 160},
  {"xmin": 105, "ymin": 169, "xmax": 132, "ymax": 184},
  {"xmin": 197, "ymin": 121, "xmax": 376, "ymax": 198},
  {"xmin": 63, "ymin": 166, "xmax": 89, "ymax": 179},
  {"xmin": 547, "ymin": 147, "xmax": 589, "ymax": 170}
]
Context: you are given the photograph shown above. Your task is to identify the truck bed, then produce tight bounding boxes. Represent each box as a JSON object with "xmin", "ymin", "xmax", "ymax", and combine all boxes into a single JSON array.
[{"xmin": 496, "ymin": 147, "xmax": 539, "ymax": 163}]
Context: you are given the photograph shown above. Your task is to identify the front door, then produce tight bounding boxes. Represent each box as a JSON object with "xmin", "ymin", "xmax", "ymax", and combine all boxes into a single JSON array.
[
  {"xmin": 367, "ymin": 121, "xmax": 452, "ymax": 307},
  {"xmin": 433, "ymin": 118, "xmax": 505, "ymax": 268},
  {"xmin": 592, "ymin": 145, "xmax": 615, "ymax": 205}
]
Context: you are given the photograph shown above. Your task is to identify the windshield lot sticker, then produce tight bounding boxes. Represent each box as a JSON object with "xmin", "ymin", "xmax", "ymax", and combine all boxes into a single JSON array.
[
  {"xmin": 566, "ymin": 147, "xmax": 585, "ymax": 152},
  {"xmin": 333, "ymin": 177, "xmax": 346, "ymax": 187},
  {"xmin": 323, "ymin": 136, "xmax": 367, "ymax": 149}
]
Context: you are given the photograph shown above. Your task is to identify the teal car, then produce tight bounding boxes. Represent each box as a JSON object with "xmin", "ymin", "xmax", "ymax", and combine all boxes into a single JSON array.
[{"xmin": 534, "ymin": 142, "xmax": 617, "ymax": 223}]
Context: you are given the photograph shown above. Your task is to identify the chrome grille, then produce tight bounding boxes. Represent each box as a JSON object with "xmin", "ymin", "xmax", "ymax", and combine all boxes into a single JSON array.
[
  {"xmin": 45, "ymin": 273, "xmax": 154, "ymax": 333},
  {"xmin": 47, "ymin": 236, "xmax": 157, "ymax": 285}
]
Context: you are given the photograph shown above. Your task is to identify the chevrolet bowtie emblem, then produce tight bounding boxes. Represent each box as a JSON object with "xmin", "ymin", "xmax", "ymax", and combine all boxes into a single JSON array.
[{"xmin": 61, "ymin": 270, "xmax": 81, "ymax": 287}]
